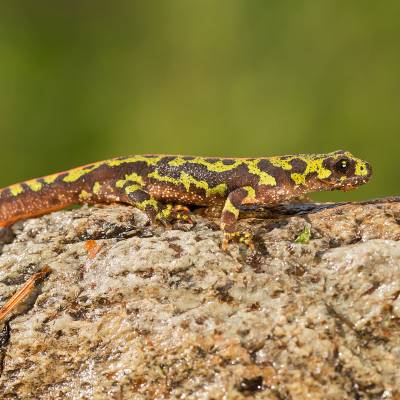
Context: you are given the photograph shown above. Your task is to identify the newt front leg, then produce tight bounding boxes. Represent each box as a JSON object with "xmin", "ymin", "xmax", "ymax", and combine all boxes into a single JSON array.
[{"xmin": 221, "ymin": 186, "xmax": 256, "ymax": 251}]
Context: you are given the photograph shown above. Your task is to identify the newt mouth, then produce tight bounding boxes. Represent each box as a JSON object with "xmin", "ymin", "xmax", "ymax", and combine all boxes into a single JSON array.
[
  {"xmin": 342, "ymin": 175, "xmax": 372, "ymax": 190},
  {"xmin": 320, "ymin": 175, "xmax": 371, "ymax": 192}
]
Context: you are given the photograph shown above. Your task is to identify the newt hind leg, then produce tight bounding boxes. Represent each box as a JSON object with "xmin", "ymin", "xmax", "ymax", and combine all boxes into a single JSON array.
[{"xmin": 90, "ymin": 180, "xmax": 191, "ymax": 225}]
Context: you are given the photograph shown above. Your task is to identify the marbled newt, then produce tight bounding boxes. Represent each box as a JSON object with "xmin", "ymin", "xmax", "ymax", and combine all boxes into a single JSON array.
[{"xmin": 0, "ymin": 151, "xmax": 372, "ymax": 249}]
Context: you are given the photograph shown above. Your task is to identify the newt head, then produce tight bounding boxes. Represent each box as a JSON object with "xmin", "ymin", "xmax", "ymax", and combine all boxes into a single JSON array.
[
  {"xmin": 279, "ymin": 150, "xmax": 372, "ymax": 194},
  {"xmin": 308, "ymin": 150, "xmax": 372, "ymax": 192}
]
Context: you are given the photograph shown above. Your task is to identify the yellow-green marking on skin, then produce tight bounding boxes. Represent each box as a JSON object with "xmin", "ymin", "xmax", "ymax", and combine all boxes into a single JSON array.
[
  {"xmin": 125, "ymin": 172, "xmax": 144, "ymax": 185},
  {"xmin": 149, "ymin": 170, "xmax": 228, "ymax": 197},
  {"xmin": 269, "ymin": 157, "xmax": 293, "ymax": 170},
  {"xmin": 43, "ymin": 174, "xmax": 59, "ymax": 185},
  {"xmin": 63, "ymin": 166, "xmax": 97, "ymax": 183},
  {"xmin": 140, "ymin": 199, "xmax": 160, "ymax": 212},
  {"xmin": 240, "ymin": 186, "xmax": 257, "ymax": 204},
  {"xmin": 355, "ymin": 161, "xmax": 368, "ymax": 176},
  {"xmin": 148, "ymin": 171, "xmax": 178, "ymax": 186},
  {"xmin": 106, "ymin": 155, "xmax": 162, "ymax": 167},
  {"xmin": 26, "ymin": 180, "xmax": 42, "ymax": 192},
  {"xmin": 124, "ymin": 184, "xmax": 143, "ymax": 194},
  {"xmin": 116, "ymin": 172, "xmax": 144, "ymax": 189},
  {"xmin": 79, "ymin": 190, "xmax": 92, "ymax": 201},
  {"xmin": 157, "ymin": 204, "xmax": 173, "ymax": 219},
  {"xmin": 93, "ymin": 182, "xmax": 101, "ymax": 195},
  {"xmin": 168, "ymin": 157, "xmax": 243, "ymax": 173},
  {"xmin": 9, "ymin": 184, "xmax": 24, "ymax": 196},
  {"xmin": 247, "ymin": 160, "xmax": 277, "ymax": 186},
  {"xmin": 192, "ymin": 158, "xmax": 242, "ymax": 173},
  {"xmin": 291, "ymin": 173, "xmax": 306, "ymax": 186},
  {"xmin": 223, "ymin": 198, "xmax": 240, "ymax": 218},
  {"xmin": 289, "ymin": 157, "xmax": 332, "ymax": 186},
  {"xmin": 116, "ymin": 180, "xmax": 125, "ymax": 188},
  {"xmin": 180, "ymin": 172, "xmax": 228, "ymax": 197},
  {"xmin": 307, "ymin": 159, "xmax": 332, "ymax": 179},
  {"xmin": 244, "ymin": 186, "xmax": 256, "ymax": 200},
  {"xmin": 167, "ymin": 157, "xmax": 187, "ymax": 167}
]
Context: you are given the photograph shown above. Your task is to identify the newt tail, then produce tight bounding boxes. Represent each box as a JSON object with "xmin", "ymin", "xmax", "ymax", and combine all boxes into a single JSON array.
[{"xmin": 0, "ymin": 180, "xmax": 78, "ymax": 227}]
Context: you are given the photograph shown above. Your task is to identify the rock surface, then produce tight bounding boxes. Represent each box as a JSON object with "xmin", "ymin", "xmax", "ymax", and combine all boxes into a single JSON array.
[{"xmin": 0, "ymin": 199, "xmax": 400, "ymax": 399}]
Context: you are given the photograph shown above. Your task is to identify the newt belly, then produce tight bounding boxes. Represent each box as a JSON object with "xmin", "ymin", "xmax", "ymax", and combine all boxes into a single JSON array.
[{"xmin": 0, "ymin": 151, "xmax": 372, "ymax": 249}]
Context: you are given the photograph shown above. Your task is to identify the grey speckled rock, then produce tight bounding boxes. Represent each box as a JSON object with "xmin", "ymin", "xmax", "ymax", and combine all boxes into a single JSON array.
[{"xmin": 0, "ymin": 200, "xmax": 400, "ymax": 399}]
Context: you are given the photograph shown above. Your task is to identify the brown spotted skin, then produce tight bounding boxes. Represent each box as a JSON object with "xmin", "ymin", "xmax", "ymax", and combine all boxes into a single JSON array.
[{"xmin": 0, "ymin": 151, "xmax": 372, "ymax": 249}]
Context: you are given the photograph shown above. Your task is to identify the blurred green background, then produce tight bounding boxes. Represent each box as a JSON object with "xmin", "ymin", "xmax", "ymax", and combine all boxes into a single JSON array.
[{"xmin": 0, "ymin": 1, "xmax": 398, "ymax": 201}]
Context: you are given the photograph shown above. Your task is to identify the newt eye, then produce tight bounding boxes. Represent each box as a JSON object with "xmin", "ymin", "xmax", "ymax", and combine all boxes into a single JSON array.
[{"xmin": 334, "ymin": 158, "xmax": 350, "ymax": 174}]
